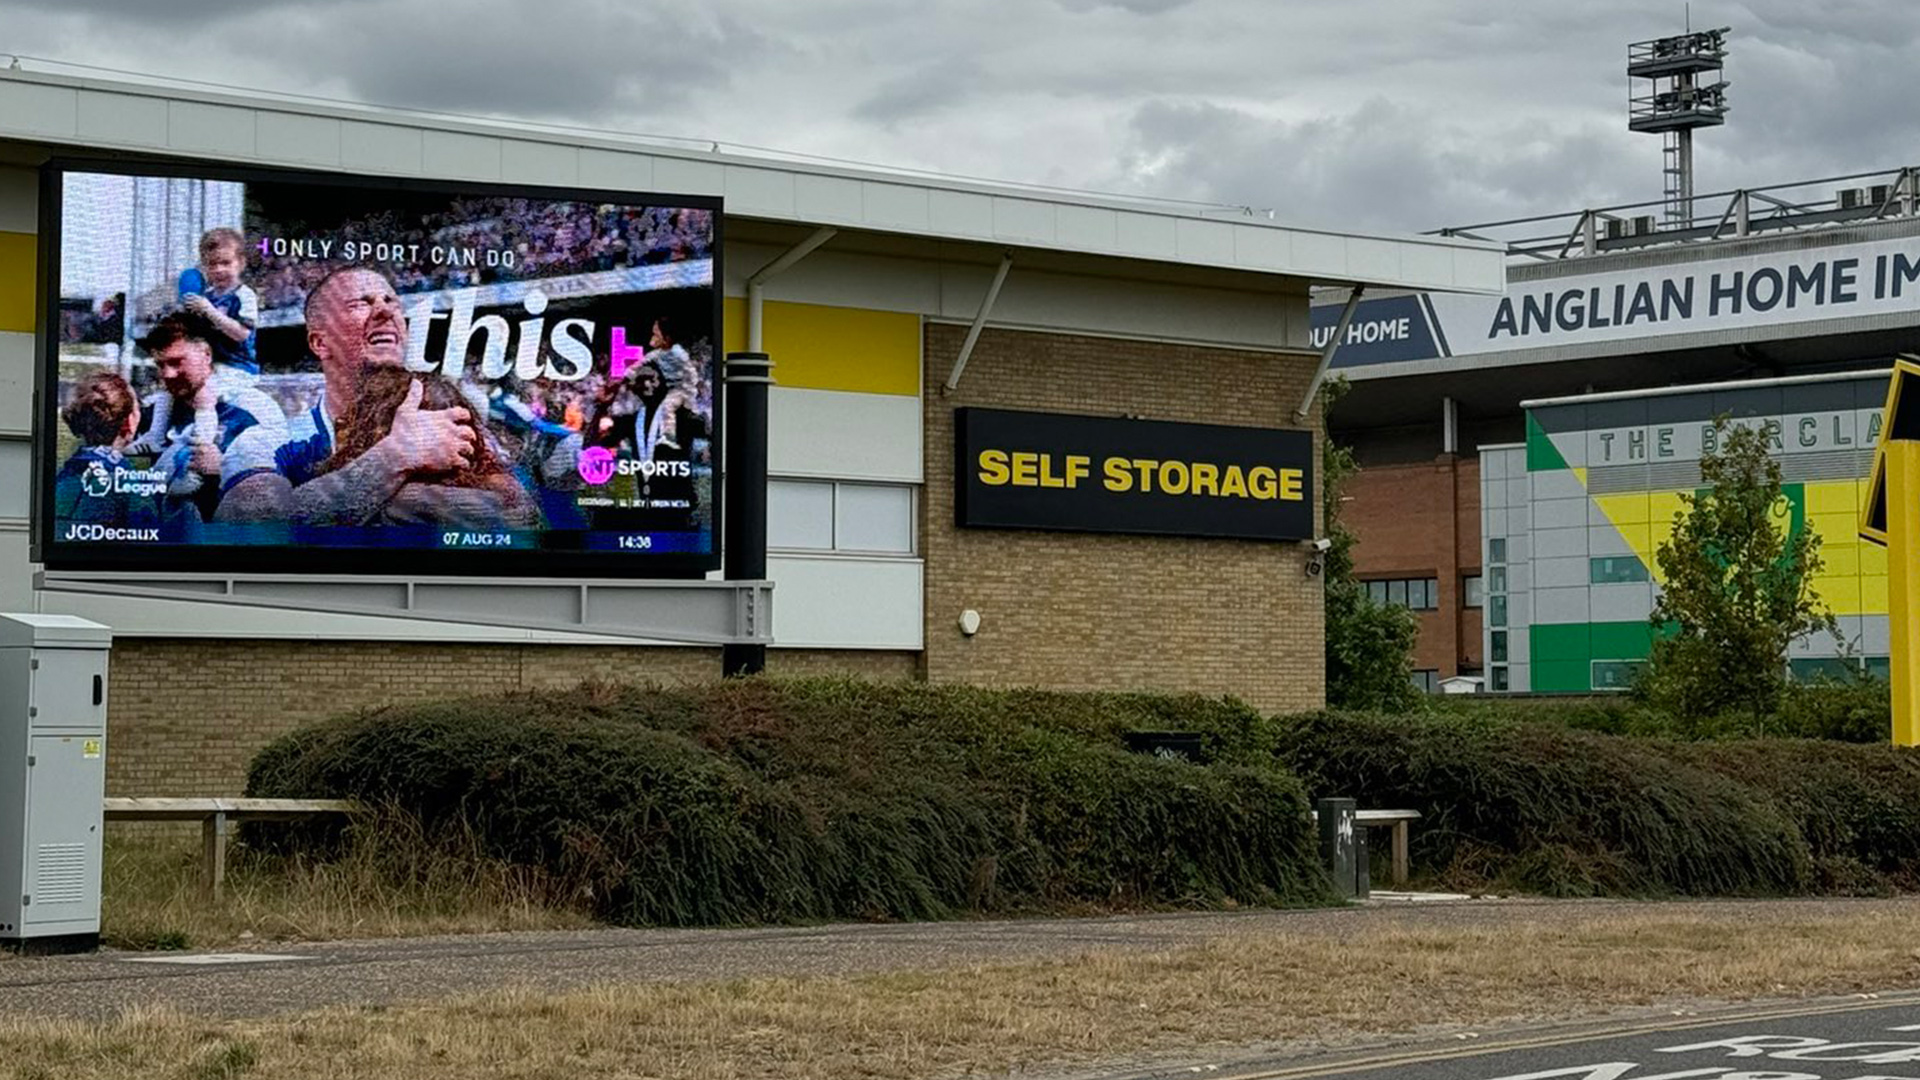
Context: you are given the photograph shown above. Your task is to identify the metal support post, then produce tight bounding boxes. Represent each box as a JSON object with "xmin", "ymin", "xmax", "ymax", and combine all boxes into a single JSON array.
[
  {"xmin": 202, "ymin": 810, "xmax": 228, "ymax": 900},
  {"xmin": 1889, "ymin": 441, "xmax": 1920, "ymax": 746},
  {"xmin": 746, "ymin": 227, "xmax": 837, "ymax": 352},
  {"xmin": 1316, "ymin": 797, "xmax": 1357, "ymax": 900},
  {"xmin": 723, "ymin": 353, "xmax": 773, "ymax": 677},
  {"xmin": 944, "ymin": 253, "xmax": 1014, "ymax": 394},
  {"xmin": 1295, "ymin": 286, "xmax": 1364, "ymax": 422}
]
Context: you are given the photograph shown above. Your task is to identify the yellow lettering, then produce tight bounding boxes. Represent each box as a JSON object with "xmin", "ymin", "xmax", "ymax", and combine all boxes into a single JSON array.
[
  {"xmin": 1191, "ymin": 462, "xmax": 1219, "ymax": 497},
  {"xmin": 1010, "ymin": 452, "xmax": 1039, "ymax": 486},
  {"xmin": 1277, "ymin": 468, "xmax": 1304, "ymax": 501},
  {"xmin": 1219, "ymin": 465, "xmax": 1248, "ymax": 498},
  {"xmin": 1249, "ymin": 466, "xmax": 1278, "ymax": 500},
  {"xmin": 1065, "ymin": 455, "xmax": 1091, "ymax": 489},
  {"xmin": 1103, "ymin": 457, "xmax": 1133, "ymax": 492},
  {"xmin": 978, "ymin": 450, "xmax": 1010, "ymax": 486},
  {"xmin": 1131, "ymin": 458, "xmax": 1158, "ymax": 493},
  {"xmin": 1038, "ymin": 453, "xmax": 1066, "ymax": 488},
  {"xmin": 1159, "ymin": 460, "xmax": 1190, "ymax": 495}
]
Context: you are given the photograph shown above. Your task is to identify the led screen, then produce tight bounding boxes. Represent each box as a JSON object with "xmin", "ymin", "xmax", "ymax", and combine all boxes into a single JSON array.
[{"xmin": 38, "ymin": 161, "xmax": 721, "ymax": 576}]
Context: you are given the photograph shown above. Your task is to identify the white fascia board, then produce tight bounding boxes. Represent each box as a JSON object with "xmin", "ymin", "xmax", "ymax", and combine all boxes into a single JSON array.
[{"xmin": 0, "ymin": 69, "xmax": 1505, "ymax": 296}]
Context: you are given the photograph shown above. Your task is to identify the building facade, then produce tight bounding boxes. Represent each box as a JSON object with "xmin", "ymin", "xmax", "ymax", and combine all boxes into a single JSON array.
[
  {"xmin": 1481, "ymin": 371, "xmax": 1891, "ymax": 693},
  {"xmin": 0, "ymin": 68, "xmax": 1503, "ymax": 791}
]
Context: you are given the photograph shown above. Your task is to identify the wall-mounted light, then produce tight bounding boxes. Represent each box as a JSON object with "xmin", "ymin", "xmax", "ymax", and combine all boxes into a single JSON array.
[{"xmin": 959, "ymin": 609, "xmax": 983, "ymax": 636}]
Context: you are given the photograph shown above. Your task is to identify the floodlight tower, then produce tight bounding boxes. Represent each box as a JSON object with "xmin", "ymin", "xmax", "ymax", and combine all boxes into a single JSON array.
[{"xmin": 1627, "ymin": 26, "xmax": 1730, "ymax": 229}]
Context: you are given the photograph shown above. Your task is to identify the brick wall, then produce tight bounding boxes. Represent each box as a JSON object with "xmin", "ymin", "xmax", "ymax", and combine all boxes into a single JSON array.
[
  {"xmin": 922, "ymin": 324, "xmax": 1326, "ymax": 714},
  {"xmin": 1344, "ymin": 455, "xmax": 1483, "ymax": 678},
  {"xmin": 105, "ymin": 640, "xmax": 915, "ymax": 795}
]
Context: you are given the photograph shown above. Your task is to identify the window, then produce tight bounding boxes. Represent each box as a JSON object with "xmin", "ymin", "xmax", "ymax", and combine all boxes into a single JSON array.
[
  {"xmin": 1410, "ymin": 670, "xmax": 1440, "ymax": 694},
  {"xmin": 768, "ymin": 479, "xmax": 916, "ymax": 555},
  {"xmin": 1363, "ymin": 577, "xmax": 1439, "ymax": 611},
  {"xmin": 1490, "ymin": 567, "xmax": 1507, "ymax": 593},
  {"xmin": 1590, "ymin": 556, "xmax": 1650, "ymax": 584},
  {"xmin": 1490, "ymin": 630, "xmax": 1507, "ymax": 663},
  {"xmin": 1488, "ymin": 538, "xmax": 1507, "ymax": 564},
  {"xmin": 1491, "ymin": 666, "xmax": 1509, "ymax": 692},
  {"xmin": 835, "ymin": 483, "xmax": 913, "ymax": 553},
  {"xmin": 1489, "ymin": 594, "xmax": 1507, "ymax": 627},
  {"xmin": 1463, "ymin": 575, "xmax": 1484, "ymax": 609},
  {"xmin": 1591, "ymin": 660, "xmax": 1645, "ymax": 691}
]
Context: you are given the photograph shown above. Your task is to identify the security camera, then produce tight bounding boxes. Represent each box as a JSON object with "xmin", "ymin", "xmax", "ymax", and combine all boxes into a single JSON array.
[{"xmin": 1310, "ymin": 537, "xmax": 1333, "ymax": 553}]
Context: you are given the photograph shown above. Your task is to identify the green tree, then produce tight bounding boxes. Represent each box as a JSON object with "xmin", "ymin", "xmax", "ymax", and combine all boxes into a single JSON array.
[
  {"xmin": 1321, "ymin": 384, "xmax": 1420, "ymax": 711},
  {"xmin": 1643, "ymin": 416, "xmax": 1840, "ymax": 727}
]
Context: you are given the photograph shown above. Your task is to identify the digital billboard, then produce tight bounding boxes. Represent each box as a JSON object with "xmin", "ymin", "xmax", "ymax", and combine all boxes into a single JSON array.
[
  {"xmin": 955, "ymin": 408, "xmax": 1315, "ymax": 541},
  {"xmin": 37, "ymin": 160, "xmax": 722, "ymax": 577}
]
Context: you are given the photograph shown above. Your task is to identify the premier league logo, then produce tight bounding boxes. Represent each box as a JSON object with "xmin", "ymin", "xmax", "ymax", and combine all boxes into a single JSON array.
[{"xmin": 81, "ymin": 462, "xmax": 113, "ymax": 499}]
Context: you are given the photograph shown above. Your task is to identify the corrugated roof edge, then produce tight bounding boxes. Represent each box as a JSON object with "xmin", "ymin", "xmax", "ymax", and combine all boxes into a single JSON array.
[{"xmin": 0, "ymin": 68, "xmax": 1507, "ymax": 296}]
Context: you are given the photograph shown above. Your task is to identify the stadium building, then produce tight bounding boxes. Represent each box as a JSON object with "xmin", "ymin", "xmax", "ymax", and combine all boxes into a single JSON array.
[
  {"xmin": 0, "ymin": 67, "xmax": 1504, "ymax": 793},
  {"xmin": 1326, "ymin": 171, "xmax": 1920, "ymax": 692}
]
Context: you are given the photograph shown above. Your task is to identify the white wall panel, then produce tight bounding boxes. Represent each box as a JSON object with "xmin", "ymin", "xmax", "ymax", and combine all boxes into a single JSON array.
[
  {"xmin": 769, "ymin": 387, "xmax": 921, "ymax": 483},
  {"xmin": 339, "ymin": 120, "xmax": 422, "ymax": 175},
  {"xmin": 0, "ymin": 166, "xmax": 35, "ymax": 232},
  {"xmin": 76, "ymin": 91, "xmax": 168, "ymax": 152},
  {"xmin": 501, "ymin": 142, "xmax": 580, "ymax": 188},
  {"xmin": 168, "ymin": 102, "xmax": 257, "ymax": 159},
  {"xmin": 939, "ymin": 262, "xmax": 1302, "ymax": 351},
  {"xmin": 578, "ymin": 148, "xmax": 653, "ymax": 191},
  {"xmin": 0, "ymin": 81, "xmax": 76, "ymax": 139},
  {"xmin": 768, "ymin": 553, "xmax": 921, "ymax": 649},
  {"xmin": 255, "ymin": 111, "xmax": 344, "ymax": 168},
  {"xmin": 422, "ymin": 131, "xmax": 503, "ymax": 181},
  {"xmin": 0, "ymin": 333, "xmax": 33, "ymax": 436}
]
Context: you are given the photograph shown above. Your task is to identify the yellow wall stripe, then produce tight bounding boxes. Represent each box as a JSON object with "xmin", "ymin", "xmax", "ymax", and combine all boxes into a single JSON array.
[
  {"xmin": 722, "ymin": 298, "xmax": 919, "ymax": 397},
  {"xmin": 0, "ymin": 232, "xmax": 34, "ymax": 335}
]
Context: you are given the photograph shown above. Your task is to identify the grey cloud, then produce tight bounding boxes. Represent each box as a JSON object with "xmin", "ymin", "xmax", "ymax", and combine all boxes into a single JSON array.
[
  {"xmin": 852, "ymin": 58, "xmax": 985, "ymax": 125},
  {"xmin": 1054, "ymin": 0, "xmax": 1194, "ymax": 13}
]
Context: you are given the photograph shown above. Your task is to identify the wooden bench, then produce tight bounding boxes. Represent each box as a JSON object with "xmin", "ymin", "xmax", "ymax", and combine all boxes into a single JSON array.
[
  {"xmin": 103, "ymin": 797, "xmax": 361, "ymax": 899},
  {"xmin": 1309, "ymin": 808, "xmax": 1422, "ymax": 888}
]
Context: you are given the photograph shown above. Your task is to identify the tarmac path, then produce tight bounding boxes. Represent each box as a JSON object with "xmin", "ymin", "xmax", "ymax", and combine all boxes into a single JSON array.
[
  {"xmin": 1107, "ymin": 993, "xmax": 1920, "ymax": 1080},
  {"xmin": 3, "ymin": 896, "xmax": 1917, "ymax": 1023}
]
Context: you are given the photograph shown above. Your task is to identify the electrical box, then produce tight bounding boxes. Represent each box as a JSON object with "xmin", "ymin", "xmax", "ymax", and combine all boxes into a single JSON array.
[{"xmin": 0, "ymin": 615, "xmax": 110, "ymax": 951}]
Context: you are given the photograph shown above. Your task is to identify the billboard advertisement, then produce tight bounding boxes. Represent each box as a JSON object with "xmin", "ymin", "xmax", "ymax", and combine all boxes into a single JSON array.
[
  {"xmin": 37, "ymin": 160, "xmax": 721, "ymax": 576},
  {"xmin": 955, "ymin": 408, "xmax": 1315, "ymax": 541}
]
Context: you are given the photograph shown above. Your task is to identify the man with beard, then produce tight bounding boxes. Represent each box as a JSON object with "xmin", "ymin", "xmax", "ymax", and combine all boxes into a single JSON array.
[
  {"xmin": 133, "ymin": 313, "xmax": 290, "ymax": 535},
  {"xmin": 280, "ymin": 266, "xmax": 531, "ymax": 528}
]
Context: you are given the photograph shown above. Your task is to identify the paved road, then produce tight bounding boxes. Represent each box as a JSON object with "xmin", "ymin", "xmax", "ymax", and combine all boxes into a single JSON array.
[
  {"xmin": 0, "ymin": 896, "xmax": 1915, "ymax": 1023},
  {"xmin": 1113, "ymin": 995, "xmax": 1920, "ymax": 1080}
]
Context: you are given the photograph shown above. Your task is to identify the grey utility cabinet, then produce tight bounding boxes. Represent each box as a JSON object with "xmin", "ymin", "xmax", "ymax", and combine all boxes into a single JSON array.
[{"xmin": 0, "ymin": 615, "xmax": 110, "ymax": 951}]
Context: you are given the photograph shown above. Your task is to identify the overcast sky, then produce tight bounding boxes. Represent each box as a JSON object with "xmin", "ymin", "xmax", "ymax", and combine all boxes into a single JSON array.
[{"xmin": 2, "ymin": 0, "xmax": 1913, "ymax": 235}]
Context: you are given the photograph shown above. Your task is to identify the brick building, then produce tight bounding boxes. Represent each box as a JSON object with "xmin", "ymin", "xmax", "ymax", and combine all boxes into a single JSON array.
[
  {"xmin": 0, "ymin": 68, "xmax": 1503, "ymax": 793},
  {"xmin": 1322, "ymin": 176, "xmax": 1920, "ymax": 691}
]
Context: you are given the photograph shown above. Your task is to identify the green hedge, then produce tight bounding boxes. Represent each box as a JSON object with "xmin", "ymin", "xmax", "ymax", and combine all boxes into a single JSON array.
[
  {"xmin": 246, "ymin": 679, "xmax": 1329, "ymax": 926},
  {"xmin": 1276, "ymin": 710, "xmax": 1814, "ymax": 896},
  {"xmin": 1278, "ymin": 710, "xmax": 1920, "ymax": 897}
]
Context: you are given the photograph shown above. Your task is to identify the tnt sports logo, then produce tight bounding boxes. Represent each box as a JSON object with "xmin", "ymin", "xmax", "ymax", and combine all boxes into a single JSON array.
[
  {"xmin": 81, "ymin": 462, "xmax": 114, "ymax": 498},
  {"xmin": 578, "ymin": 446, "xmax": 617, "ymax": 485}
]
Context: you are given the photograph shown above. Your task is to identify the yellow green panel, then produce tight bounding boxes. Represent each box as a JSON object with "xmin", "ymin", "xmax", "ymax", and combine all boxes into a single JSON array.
[
  {"xmin": 0, "ymin": 231, "xmax": 34, "ymax": 334},
  {"xmin": 1807, "ymin": 479, "xmax": 1863, "ymax": 514},
  {"xmin": 1863, "ymin": 543, "xmax": 1889, "ymax": 576},
  {"xmin": 720, "ymin": 297, "xmax": 919, "ymax": 396},
  {"xmin": 1864, "ymin": 575, "xmax": 1889, "ymax": 612}
]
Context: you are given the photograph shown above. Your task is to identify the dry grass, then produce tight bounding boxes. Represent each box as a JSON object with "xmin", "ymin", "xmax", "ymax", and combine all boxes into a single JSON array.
[
  {"xmin": 100, "ymin": 817, "xmax": 594, "ymax": 949},
  {"xmin": 13, "ymin": 905, "xmax": 1920, "ymax": 1079}
]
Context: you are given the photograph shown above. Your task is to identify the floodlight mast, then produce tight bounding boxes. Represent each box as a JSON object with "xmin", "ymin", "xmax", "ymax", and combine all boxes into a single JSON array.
[{"xmin": 1627, "ymin": 27, "xmax": 1730, "ymax": 230}]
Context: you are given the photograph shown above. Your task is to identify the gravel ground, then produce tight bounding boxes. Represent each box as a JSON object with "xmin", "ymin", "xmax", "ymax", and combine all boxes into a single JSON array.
[{"xmin": 6, "ymin": 895, "xmax": 1917, "ymax": 1021}]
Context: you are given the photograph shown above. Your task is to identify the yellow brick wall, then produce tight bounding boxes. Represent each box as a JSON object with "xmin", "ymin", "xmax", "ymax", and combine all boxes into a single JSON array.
[
  {"xmin": 921, "ymin": 324, "xmax": 1326, "ymax": 714},
  {"xmin": 105, "ymin": 640, "xmax": 915, "ymax": 795}
]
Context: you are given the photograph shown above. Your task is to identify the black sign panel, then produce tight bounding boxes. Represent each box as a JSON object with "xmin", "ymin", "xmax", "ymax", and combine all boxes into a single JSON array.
[{"xmin": 954, "ymin": 408, "xmax": 1314, "ymax": 541}]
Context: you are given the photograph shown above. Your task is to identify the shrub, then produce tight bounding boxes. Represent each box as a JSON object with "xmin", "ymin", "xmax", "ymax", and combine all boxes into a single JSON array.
[
  {"xmin": 1275, "ymin": 710, "xmax": 1812, "ymax": 897},
  {"xmin": 1676, "ymin": 739, "xmax": 1920, "ymax": 893},
  {"xmin": 247, "ymin": 679, "xmax": 1330, "ymax": 927}
]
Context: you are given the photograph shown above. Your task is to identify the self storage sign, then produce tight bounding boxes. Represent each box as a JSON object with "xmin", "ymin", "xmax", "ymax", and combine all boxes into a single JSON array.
[{"xmin": 954, "ymin": 408, "xmax": 1314, "ymax": 541}]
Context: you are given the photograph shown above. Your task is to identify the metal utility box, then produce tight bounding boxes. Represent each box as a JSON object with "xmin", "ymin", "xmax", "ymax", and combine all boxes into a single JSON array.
[{"xmin": 0, "ymin": 615, "xmax": 110, "ymax": 951}]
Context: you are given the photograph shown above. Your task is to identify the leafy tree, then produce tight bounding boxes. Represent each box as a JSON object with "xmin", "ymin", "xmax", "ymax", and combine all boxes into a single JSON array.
[
  {"xmin": 1643, "ymin": 416, "xmax": 1840, "ymax": 728},
  {"xmin": 1321, "ymin": 383, "xmax": 1420, "ymax": 711}
]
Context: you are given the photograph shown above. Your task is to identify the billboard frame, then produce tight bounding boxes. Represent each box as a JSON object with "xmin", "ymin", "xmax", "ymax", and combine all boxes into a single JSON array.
[{"xmin": 33, "ymin": 154, "xmax": 726, "ymax": 580}]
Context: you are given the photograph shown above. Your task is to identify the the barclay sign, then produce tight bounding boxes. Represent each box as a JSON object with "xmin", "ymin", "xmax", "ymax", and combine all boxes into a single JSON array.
[{"xmin": 1311, "ymin": 233, "xmax": 1920, "ymax": 371}]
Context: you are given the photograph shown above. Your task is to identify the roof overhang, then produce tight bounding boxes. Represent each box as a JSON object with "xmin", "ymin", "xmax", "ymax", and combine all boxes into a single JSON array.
[{"xmin": 0, "ymin": 68, "xmax": 1505, "ymax": 298}]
